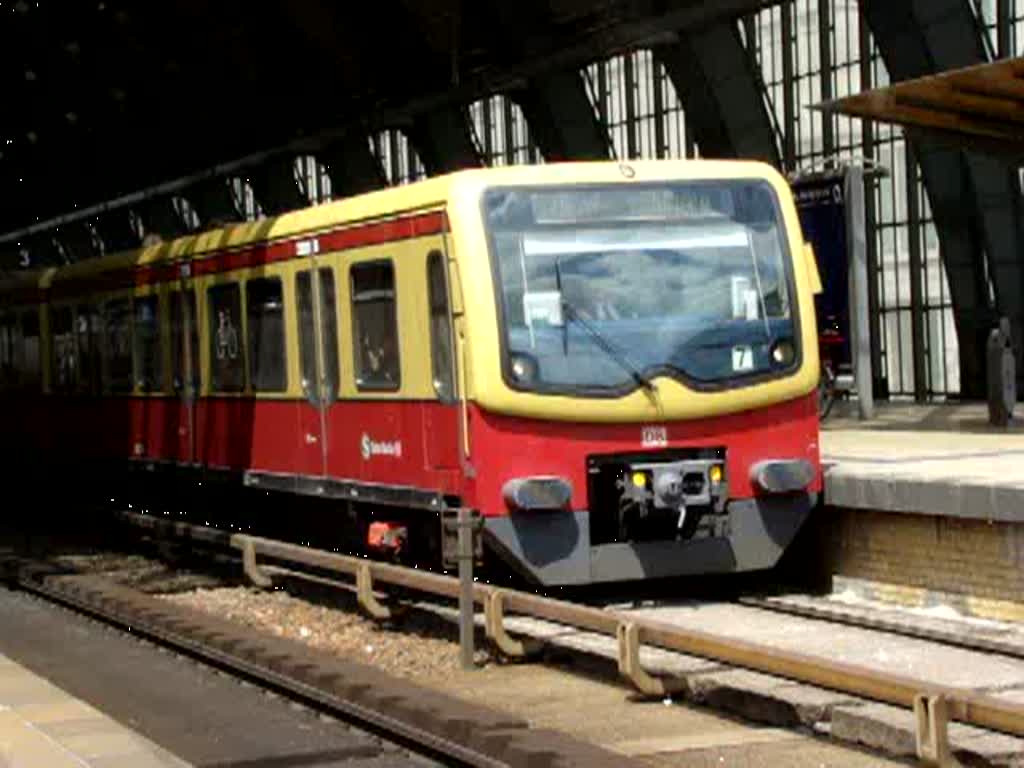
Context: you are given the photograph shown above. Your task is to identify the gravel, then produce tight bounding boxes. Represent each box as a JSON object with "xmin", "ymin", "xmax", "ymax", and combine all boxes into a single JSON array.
[{"xmin": 159, "ymin": 585, "xmax": 493, "ymax": 680}]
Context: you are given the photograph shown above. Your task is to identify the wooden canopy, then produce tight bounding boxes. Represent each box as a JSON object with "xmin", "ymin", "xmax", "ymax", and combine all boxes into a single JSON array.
[{"xmin": 813, "ymin": 56, "xmax": 1024, "ymax": 159}]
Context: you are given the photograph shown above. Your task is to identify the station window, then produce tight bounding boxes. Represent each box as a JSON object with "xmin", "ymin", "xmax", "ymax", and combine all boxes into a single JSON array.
[
  {"xmin": 133, "ymin": 296, "xmax": 162, "ymax": 392},
  {"xmin": 21, "ymin": 310, "xmax": 41, "ymax": 392},
  {"xmin": 170, "ymin": 290, "xmax": 199, "ymax": 395},
  {"xmin": 427, "ymin": 251, "xmax": 455, "ymax": 402},
  {"xmin": 246, "ymin": 277, "xmax": 287, "ymax": 392},
  {"xmin": 351, "ymin": 261, "xmax": 400, "ymax": 391},
  {"xmin": 50, "ymin": 307, "xmax": 76, "ymax": 393},
  {"xmin": 104, "ymin": 299, "xmax": 133, "ymax": 393},
  {"xmin": 208, "ymin": 283, "xmax": 244, "ymax": 392},
  {"xmin": 76, "ymin": 305, "xmax": 102, "ymax": 395},
  {"xmin": 296, "ymin": 268, "xmax": 339, "ymax": 402}
]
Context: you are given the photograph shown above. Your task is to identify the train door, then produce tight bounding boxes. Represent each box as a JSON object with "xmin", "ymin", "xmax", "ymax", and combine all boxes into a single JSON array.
[
  {"xmin": 295, "ymin": 263, "xmax": 339, "ymax": 480},
  {"xmin": 170, "ymin": 274, "xmax": 199, "ymax": 465},
  {"xmin": 424, "ymin": 248, "xmax": 460, "ymax": 471}
]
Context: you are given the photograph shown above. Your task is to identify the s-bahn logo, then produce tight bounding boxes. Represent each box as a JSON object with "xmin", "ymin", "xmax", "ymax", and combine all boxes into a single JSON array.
[
  {"xmin": 360, "ymin": 433, "xmax": 403, "ymax": 460},
  {"xmin": 641, "ymin": 425, "xmax": 668, "ymax": 448}
]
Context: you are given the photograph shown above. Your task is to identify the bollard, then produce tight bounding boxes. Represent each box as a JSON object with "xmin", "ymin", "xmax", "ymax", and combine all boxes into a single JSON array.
[
  {"xmin": 457, "ymin": 507, "xmax": 476, "ymax": 670},
  {"xmin": 987, "ymin": 317, "xmax": 1016, "ymax": 427}
]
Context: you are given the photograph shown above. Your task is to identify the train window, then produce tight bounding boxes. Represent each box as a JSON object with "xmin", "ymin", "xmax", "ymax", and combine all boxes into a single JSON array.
[
  {"xmin": 50, "ymin": 307, "xmax": 76, "ymax": 394},
  {"xmin": 246, "ymin": 277, "xmax": 286, "ymax": 392},
  {"xmin": 104, "ymin": 299, "xmax": 133, "ymax": 393},
  {"xmin": 351, "ymin": 261, "xmax": 400, "ymax": 391},
  {"xmin": 133, "ymin": 295, "xmax": 162, "ymax": 392},
  {"xmin": 0, "ymin": 316, "xmax": 14, "ymax": 389},
  {"xmin": 76, "ymin": 305, "xmax": 102, "ymax": 395},
  {"xmin": 20, "ymin": 310, "xmax": 41, "ymax": 392},
  {"xmin": 170, "ymin": 290, "xmax": 199, "ymax": 395},
  {"xmin": 208, "ymin": 283, "xmax": 244, "ymax": 392},
  {"xmin": 296, "ymin": 268, "xmax": 339, "ymax": 401},
  {"xmin": 427, "ymin": 251, "xmax": 455, "ymax": 402}
]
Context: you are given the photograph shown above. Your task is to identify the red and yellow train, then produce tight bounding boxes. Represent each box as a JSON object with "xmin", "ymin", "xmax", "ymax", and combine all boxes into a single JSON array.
[{"xmin": 0, "ymin": 159, "xmax": 823, "ymax": 585}]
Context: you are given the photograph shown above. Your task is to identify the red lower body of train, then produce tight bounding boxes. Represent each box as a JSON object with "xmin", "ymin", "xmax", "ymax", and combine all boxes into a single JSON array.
[{"xmin": 6, "ymin": 389, "xmax": 820, "ymax": 586}]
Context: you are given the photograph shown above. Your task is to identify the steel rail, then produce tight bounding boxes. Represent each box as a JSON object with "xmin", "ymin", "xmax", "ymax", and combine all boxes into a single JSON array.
[
  {"xmin": 112, "ymin": 510, "xmax": 1024, "ymax": 740},
  {"xmin": 739, "ymin": 594, "xmax": 1024, "ymax": 662},
  {"xmin": 9, "ymin": 572, "xmax": 503, "ymax": 768}
]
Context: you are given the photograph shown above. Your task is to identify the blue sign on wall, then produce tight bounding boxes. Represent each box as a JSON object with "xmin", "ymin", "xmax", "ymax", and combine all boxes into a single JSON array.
[{"xmin": 792, "ymin": 173, "xmax": 851, "ymax": 371}]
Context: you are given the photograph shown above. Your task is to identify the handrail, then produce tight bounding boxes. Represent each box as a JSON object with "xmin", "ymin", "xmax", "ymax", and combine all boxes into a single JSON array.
[{"xmin": 112, "ymin": 510, "xmax": 1024, "ymax": 753}]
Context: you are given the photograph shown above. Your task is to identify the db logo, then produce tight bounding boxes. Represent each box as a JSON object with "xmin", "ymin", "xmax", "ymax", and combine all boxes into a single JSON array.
[{"xmin": 641, "ymin": 425, "xmax": 667, "ymax": 448}]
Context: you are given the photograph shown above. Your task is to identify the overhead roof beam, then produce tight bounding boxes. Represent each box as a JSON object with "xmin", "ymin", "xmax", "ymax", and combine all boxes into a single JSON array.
[
  {"xmin": 248, "ymin": 156, "xmax": 310, "ymax": 218},
  {"xmin": 406, "ymin": 106, "xmax": 483, "ymax": 175},
  {"xmin": 512, "ymin": 71, "xmax": 611, "ymax": 161},
  {"xmin": 318, "ymin": 133, "xmax": 388, "ymax": 198},
  {"xmin": 656, "ymin": 21, "xmax": 780, "ymax": 164}
]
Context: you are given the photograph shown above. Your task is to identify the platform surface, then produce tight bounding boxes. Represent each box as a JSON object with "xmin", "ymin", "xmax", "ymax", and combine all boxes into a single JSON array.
[
  {"xmin": 0, "ymin": 653, "xmax": 191, "ymax": 768},
  {"xmin": 819, "ymin": 402, "xmax": 1024, "ymax": 520}
]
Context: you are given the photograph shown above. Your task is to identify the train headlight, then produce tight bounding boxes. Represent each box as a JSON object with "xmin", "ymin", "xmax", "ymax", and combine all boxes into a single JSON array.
[
  {"xmin": 503, "ymin": 476, "xmax": 572, "ymax": 512},
  {"xmin": 510, "ymin": 352, "xmax": 539, "ymax": 384},
  {"xmin": 770, "ymin": 338, "xmax": 796, "ymax": 366},
  {"xmin": 709, "ymin": 464, "xmax": 724, "ymax": 484},
  {"xmin": 631, "ymin": 471, "xmax": 648, "ymax": 489}
]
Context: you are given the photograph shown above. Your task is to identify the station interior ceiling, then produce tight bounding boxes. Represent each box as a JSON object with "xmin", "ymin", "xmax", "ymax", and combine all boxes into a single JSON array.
[{"xmin": 1, "ymin": 0, "xmax": 1023, "ymax": 401}]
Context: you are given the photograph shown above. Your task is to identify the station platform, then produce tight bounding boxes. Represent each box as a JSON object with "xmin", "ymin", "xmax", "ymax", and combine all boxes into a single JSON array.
[
  {"xmin": 0, "ymin": 652, "xmax": 190, "ymax": 768},
  {"xmin": 815, "ymin": 401, "xmax": 1024, "ymax": 621},
  {"xmin": 820, "ymin": 401, "xmax": 1024, "ymax": 520}
]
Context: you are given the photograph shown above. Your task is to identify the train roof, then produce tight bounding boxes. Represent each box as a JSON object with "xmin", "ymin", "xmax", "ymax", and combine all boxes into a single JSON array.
[{"xmin": 0, "ymin": 158, "xmax": 785, "ymax": 299}]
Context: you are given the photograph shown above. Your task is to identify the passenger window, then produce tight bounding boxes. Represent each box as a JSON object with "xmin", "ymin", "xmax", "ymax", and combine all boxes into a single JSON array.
[
  {"xmin": 246, "ymin": 277, "xmax": 287, "ymax": 392},
  {"xmin": 427, "ymin": 252, "xmax": 455, "ymax": 402},
  {"xmin": 0, "ymin": 316, "xmax": 14, "ymax": 389},
  {"xmin": 170, "ymin": 290, "xmax": 200, "ymax": 394},
  {"xmin": 50, "ymin": 307, "xmax": 76, "ymax": 393},
  {"xmin": 208, "ymin": 283, "xmax": 244, "ymax": 392},
  {"xmin": 133, "ymin": 296, "xmax": 162, "ymax": 392},
  {"xmin": 351, "ymin": 261, "xmax": 400, "ymax": 391},
  {"xmin": 104, "ymin": 299, "xmax": 133, "ymax": 393},
  {"xmin": 296, "ymin": 268, "xmax": 339, "ymax": 400},
  {"xmin": 76, "ymin": 306, "xmax": 102, "ymax": 395},
  {"xmin": 21, "ymin": 310, "xmax": 41, "ymax": 392}
]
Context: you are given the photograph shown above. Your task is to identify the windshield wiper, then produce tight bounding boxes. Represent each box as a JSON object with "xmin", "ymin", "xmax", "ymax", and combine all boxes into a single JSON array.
[{"xmin": 554, "ymin": 257, "xmax": 656, "ymax": 394}]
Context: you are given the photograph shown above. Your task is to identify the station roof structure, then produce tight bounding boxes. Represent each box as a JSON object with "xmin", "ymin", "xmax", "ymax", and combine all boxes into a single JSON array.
[
  {"xmin": 0, "ymin": 0, "xmax": 771, "ymax": 239},
  {"xmin": 813, "ymin": 55, "xmax": 1024, "ymax": 160}
]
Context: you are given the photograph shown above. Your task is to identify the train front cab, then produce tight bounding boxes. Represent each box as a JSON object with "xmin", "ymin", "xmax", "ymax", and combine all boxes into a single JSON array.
[{"xmin": 447, "ymin": 160, "xmax": 823, "ymax": 586}]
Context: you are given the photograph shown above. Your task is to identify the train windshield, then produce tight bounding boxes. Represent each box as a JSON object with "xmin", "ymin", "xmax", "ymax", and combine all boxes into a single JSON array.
[{"xmin": 483, "ymin": 180, "xmax": 798, "ymax": 394}]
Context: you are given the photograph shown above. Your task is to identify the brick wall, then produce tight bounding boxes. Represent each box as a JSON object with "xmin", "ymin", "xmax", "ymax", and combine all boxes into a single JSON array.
[{"xmin": 780, "ymin": 507, "xmax": 1024, "ymax": 622}]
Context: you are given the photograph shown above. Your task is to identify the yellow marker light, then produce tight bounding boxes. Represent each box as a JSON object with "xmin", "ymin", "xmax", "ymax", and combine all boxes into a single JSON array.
[
  {"xmin": 631, "ymin": 471, "xmax": 647, "ymax": 488},
  {"xmin": 709, "ymin": 465, "xmax": 724, "ymax": 484}
]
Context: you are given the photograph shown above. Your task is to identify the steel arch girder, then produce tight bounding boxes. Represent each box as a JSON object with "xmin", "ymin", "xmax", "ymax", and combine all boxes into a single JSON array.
[
  {"xmin": 863, "ymin": 0, "xmax": 1024, "ymax": 396},
  {"xmin": 656, "ymin": 22, "xmax": 780, "ymax": 166}
]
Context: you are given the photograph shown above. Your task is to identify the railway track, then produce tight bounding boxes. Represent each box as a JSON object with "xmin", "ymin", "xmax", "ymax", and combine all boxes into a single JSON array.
[
  {"xmin": 0, "ymin": 552, "xmax": 631, "ymax": 768},
  {"xmin": 735, "ymin": 594, "xmax": 1024, "ymax": 663},
  {"xmin": 9, "ymin": 508, "xmax": 1024, "ymax": 768}
]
